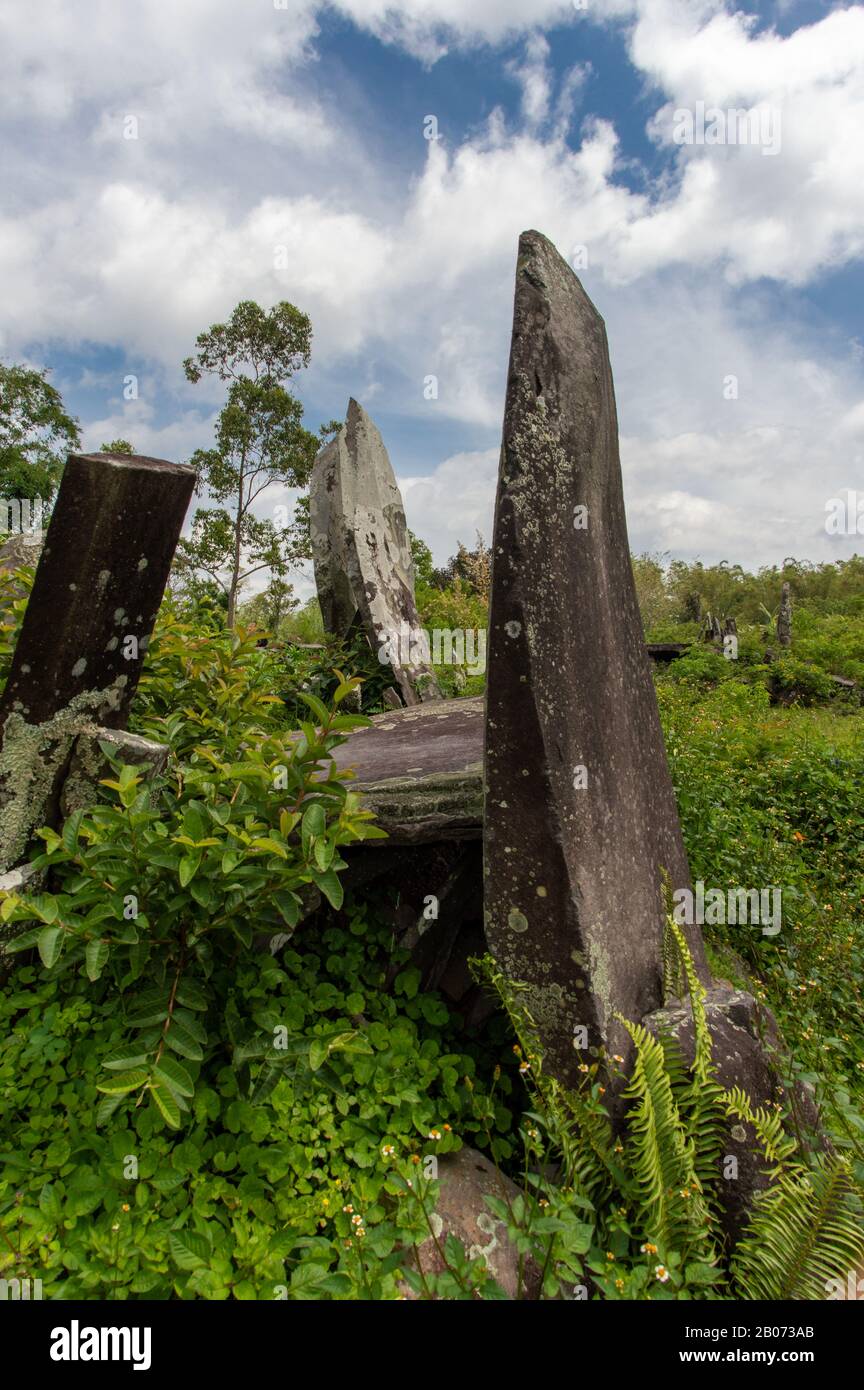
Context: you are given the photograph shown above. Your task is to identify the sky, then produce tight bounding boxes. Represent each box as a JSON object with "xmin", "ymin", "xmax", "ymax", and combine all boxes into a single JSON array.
[{"xmin": 1, "ymin": 0, "xmax": 863, "ymax": 592}]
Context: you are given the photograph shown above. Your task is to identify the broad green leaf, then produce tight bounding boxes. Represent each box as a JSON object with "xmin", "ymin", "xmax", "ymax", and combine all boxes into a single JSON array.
[
  {"xmin": 301, "ymin": 801, "xmax": 327, "ymax": 838},
  {"xmin": 85, "ymin": 939, "xmax": 109, "ymax": 981},
  {"xmin": 97, "ymin": 1068, "xmax": 149, "ymax": 1095},
  {"xmin": 62, "ymin": 809, "xmax": 86, "ymax": 853},
  {"xmin": 102, "ymin": 1046, "xmax": 151, "ymax": 1071},
  {"xmin": 165, "ymin": 1018, "xmax": 204, "ymax": 1061},
  {"xmin": 175, "ymin": 979, "xmax": 208, "ymax": 1012},
  {"xmin": 297, "ymin": 691, "xmax": 330, "ymax": 726},
  {"xmin": 37, "ymin": 925, "xmax": 63, "ymax": 969},
  {"xmin": 154, "ymin": 1055, "xmax": 195, "ymax": 1098},
  {"xmin": 150, "ymin": 1083, "xmax": 181, "ymax": 1129},
  {"xmin": 169, "ymin": 1229, "xmax": 211, "ymax": 1271},
  {"xmin": 313, "ymin": 868, "xmax": 343, "ymax": 911},
  {"xmin": 178, "ymin": 852, "xmax": 202, "ymax": 887},
  {"xmin": 39, "ymin": 1182, "xmax": 62, "ymax": 1222}
]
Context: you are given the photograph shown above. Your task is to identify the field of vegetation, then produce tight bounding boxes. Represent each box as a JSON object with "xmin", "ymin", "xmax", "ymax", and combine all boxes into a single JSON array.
[{"xmin": 1, "ymin": 546, "xmax": 862, "ymax": 1300}]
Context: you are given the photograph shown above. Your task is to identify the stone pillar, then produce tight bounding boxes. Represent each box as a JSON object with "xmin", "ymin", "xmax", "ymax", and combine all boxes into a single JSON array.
[
  {"xmin": 310, "ymin": 399, "xmax": 442, "ymax": 706},
  {"xmin": 777, "ymin": 581, "xmax": 792, "ymax": 648},
  {"xmin": 483, "ymin": 231, "xmax": 709, "ymax": 1088},
  {"xmin": 0, "ymin": 451, "xmax": 195, "ymax": 871}
]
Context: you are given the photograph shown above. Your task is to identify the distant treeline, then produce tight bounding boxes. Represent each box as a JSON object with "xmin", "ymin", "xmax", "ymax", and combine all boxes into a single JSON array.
[{"xmin": 632, "ymin": 553, "xmax": 864, "ymax": 630}]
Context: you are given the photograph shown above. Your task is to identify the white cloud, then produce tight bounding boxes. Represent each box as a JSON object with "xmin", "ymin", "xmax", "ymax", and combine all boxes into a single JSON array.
[
  {"xmin": 1, "ymin": 0, "xmax": 863, "ymax": 572},
  {"xmin": 400, "ymin": 450, "xmax": 499, "ymax": 563}
]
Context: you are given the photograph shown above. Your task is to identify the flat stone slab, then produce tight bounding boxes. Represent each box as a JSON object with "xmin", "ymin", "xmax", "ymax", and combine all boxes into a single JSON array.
[{"xmin": 332, "ymin": 697, "xmax": 483, "ymax": 843}]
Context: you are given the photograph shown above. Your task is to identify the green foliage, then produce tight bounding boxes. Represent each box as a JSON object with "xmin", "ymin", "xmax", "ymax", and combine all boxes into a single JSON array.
[
  {"xmin": 0, "ymin": 362, "xmax": 81, "ymax": 504},
  {"xmin": 769, "ymin": 656, "xmax": 837, "ymax": 707},
  {"xmin": 476, "ymin": 922, "xmax": 864, "ymax": 1300},
  {"xmin": 659, "ymin": 679, "xmax": 864, "ymax": 1161},
  {"xmin": 1, "ymin": 678, "xmax": 383, "ymax": 1129},
  {"xmin": 0, "ymin": 907, "xmax": 510, "ymax": 1299},
  {"xmin": 0, "ymin": 564, "xmax": 33, "ymax": 696}
]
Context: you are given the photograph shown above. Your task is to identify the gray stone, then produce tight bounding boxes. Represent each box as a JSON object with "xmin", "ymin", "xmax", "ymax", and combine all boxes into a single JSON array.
[
  {"xmin": 0, "ymin": 531, "xmax": 44, "ymax": 572},
  {"xmin": 643, "ymin": 985, "xmax": 820, "ymax": 1244},
  {"xmin": 0, "ymin": 451, "xmax": 195, "ymax": 872},
  {"xmin": 310, "ymin": 399, "xmax": 441, "ymax": 706},
  {"xmin": 331, "ymin": 696, "xmax": 483, "ymax": 843},
  {"xmin": 60, "ymin": 726, "xmax": 171, "ymax": 819},
  {"xmin": 402, "ymin": 1146, "xmax": 541, "ymax": 1299},
  {"xmin": 777, "ymin": 581, "xmax": 792, "ymax": 648},
  {"xmin": 483, "ymin": 230, "xmax": 710, "ymax": 1091}
]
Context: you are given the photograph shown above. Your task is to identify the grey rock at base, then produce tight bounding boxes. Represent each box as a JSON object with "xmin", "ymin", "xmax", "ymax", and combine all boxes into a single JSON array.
[
  {"xmin": 401, "ymin": 1146, "xmax": 541, "ymax": 1298},
  {"xmin": 484, "ymin": 230, "xmax": 710, "ymax": 1091},
  {"xmin": 643, "ymin": 985, "xmax": 820, "ymax": 1244},
  {"xmin": 60, "ymin": 726, "xmax": 171, "ymax": 819},
  {"xmin": 310, "ymin": 398, "xmax": 442, "ymax": 706}
]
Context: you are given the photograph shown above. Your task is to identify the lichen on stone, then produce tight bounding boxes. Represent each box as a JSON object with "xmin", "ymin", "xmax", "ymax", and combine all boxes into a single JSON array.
[{"xmin": 0, "ymin": 680, "xmax": 127, "ymax": 873}]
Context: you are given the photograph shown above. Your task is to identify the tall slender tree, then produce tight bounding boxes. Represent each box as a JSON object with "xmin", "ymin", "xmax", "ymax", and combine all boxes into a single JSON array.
[{"xmin": 180, "ymin": 301, "xmax": 319, "ymax": 627}]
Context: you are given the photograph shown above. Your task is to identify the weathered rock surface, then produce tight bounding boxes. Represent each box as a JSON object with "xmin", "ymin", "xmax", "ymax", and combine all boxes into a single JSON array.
[
  {"xmin": 310, "ymin": 399, "xmax": 441, "ymax": 706},
  {"xmin": 483, "ymin": 230, "xmax": 709, "ymax": 1091},
  {"xmin": 332, "ymin": 695, "xmax": 483, "ymax": 842},
  {"xmin": 777, "ymin": 580, "xmax": 792, "ymax": 648},
  {"xmin": 0, "ymin": 531, "xmax": 44, "ymax": 573},
  {"xmin": 0, "ymin": 451, "xmax": 194, "ymax": 873},
  {"xmin": 643, "ymin": 985, "xmax": 820, "ymax": 1244},
  {"xmin": 403, "ymin": 1146, "xmax": 541, "ymax": 1298},
  {"xmin": 59, "ymin": 726, "xmax": 171, "ymax": 819}
]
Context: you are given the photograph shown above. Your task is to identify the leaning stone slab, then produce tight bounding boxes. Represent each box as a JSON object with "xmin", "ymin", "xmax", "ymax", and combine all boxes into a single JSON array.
[
  {"xmin": 0, "ymin": 451, "xmax": 195, "ymax": 873},
  {"xmin": 483, "ymin": 230, "xmax": 710, "ymax": 1088},
  {"xmin": 310, "ymin": 398, "xmax": 441, "ymax": 706}
]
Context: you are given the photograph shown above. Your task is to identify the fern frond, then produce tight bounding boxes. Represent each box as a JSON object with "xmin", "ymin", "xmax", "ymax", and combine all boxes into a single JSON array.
[
  {"xmin": 732, "ymin": 1155, "xmax": 864, "ymax": 1300},
  {"xmin": 618, "ymin": 1016, "xmax": 716, "ymax": 1261},
  {"xmin": 723, "ymin": 1087, "xmax": 798, "ymax": 1172}
]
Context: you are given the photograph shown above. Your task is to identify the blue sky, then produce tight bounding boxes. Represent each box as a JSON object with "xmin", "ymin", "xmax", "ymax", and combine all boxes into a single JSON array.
[{"xmin": 1, "ymin": 0, "xmax": 862, "ymax": 589}]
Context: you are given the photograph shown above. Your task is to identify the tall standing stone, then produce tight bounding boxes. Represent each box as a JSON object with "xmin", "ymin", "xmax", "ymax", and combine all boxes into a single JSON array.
[
  {"xmin": 483, "ymin": 231, "xmax": 709, "ymax": 1087},
  {"xmin": 777, "ymin": 581, "xmax": 792, "ymax": 648},
  {"xmin": 0, "ymin": 451, "xmax": 195, "ymax": 872},
  {"xmin": 310, "ymin": 398, "xmax": 441, "ymax": 705}
]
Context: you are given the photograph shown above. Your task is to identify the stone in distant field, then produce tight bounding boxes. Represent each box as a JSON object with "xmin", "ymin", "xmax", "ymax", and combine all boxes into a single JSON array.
[
  {"xmin": 777, "ymin": 581, "xmax": 792, "ymax": 648},
  {"xmin": 310, "ymin": 399, "xmax": 441, "ymax": 706},
  {"xmin": 483, "ymin": 230, "xmax": 709, "ymax": 1088}
]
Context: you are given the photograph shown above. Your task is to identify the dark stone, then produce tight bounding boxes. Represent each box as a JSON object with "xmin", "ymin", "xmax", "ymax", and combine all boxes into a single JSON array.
[
  {"xmin": 0, "ymin": 451, "xmax": 194, "ymax": 872},
  {"xmin": 483, "ymin": 230, "xmax": 709, "ymax": 1090},
  {"xmin": 332, "ymin": 696, "xmax": 483, "ymax": 843}
]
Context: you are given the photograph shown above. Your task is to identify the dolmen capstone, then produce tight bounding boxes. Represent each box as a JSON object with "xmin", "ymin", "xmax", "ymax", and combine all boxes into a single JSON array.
[{"xmin": 310, "ymin": 398, "xmax": 441, "ymax": 706}]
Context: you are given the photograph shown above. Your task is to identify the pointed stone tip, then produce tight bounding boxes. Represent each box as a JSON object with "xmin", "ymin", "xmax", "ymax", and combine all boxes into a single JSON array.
[{"xmin": 515, "ymin": 229, "xmax": 601, "ymax": 324}]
